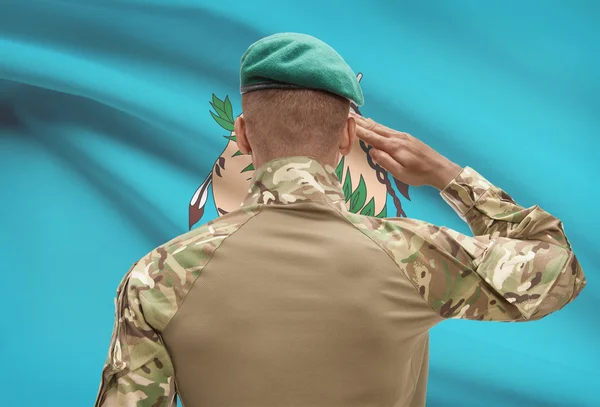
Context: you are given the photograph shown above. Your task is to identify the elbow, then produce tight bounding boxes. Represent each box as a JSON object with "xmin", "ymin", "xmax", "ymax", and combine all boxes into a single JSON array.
[
  {"xmin": 564, "ymin": 254, "xmax": 586, "ymax": 303},
  {"xmin": 557, "ymin": 252, "xmax": 587, "ymax": 306},
  {"xmin": 526, "ymin": 252, "xmax": 586, "ymax": 321}
]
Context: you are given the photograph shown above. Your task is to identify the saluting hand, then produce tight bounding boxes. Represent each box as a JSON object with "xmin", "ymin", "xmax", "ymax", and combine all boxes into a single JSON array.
[{"xmin": 350, "ymin": 112, "xmax": 463, "ymax": 190}]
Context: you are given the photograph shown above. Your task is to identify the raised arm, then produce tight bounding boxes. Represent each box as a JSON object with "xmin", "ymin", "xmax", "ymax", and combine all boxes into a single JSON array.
[{"xmin": 351, "ymin": 113, "xmax": 586, "ymax": 321}]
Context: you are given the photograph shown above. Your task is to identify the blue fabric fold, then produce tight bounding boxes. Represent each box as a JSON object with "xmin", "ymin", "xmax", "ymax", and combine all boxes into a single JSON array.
[{"xmin": 1, "ymin": 1, "xmax": 598, "ymax": 406}]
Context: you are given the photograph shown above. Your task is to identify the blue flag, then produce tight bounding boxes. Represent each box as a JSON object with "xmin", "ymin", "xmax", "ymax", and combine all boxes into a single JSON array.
[{"xmin": 1, "ymin": 1, "xmax": 597, "ymax": 406}]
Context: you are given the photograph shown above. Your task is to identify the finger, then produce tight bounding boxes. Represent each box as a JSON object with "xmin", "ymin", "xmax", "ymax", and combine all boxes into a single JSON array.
[
  {"xmin": 350, "ymin": 113, "xmax": 402, "ymax": 139},
  {"xmin": 369, "ymin": 148, "xmax": 406, "ymax": 178},
  {"xmin": 355, "ymin": 123, "xmax": 399, "ymax": 152},
  {"xmin": 350, "ymin": 112, "xmax": 375, "ymax": 128},
  {"xmin": 352, "ymin": 115, "xmax": 390, "ymax": 138}
]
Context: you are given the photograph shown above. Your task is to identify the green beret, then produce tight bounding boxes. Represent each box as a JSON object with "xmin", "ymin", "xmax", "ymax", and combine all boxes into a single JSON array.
[{"xmin": 240, "ymin": 33, "xmax": 364, "ymax": 106}]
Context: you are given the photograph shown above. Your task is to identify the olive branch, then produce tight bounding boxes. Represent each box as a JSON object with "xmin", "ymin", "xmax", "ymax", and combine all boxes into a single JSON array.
[
  {"xmin": 335, "ymin": 156, "xmax": 387, "ymax": 218},
  {"xmin": 210, "ymin": 94, "xmax": 254, "ymax": 173}
]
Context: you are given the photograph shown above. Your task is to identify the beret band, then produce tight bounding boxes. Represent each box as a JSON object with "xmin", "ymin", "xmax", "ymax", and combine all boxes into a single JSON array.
[{"xmin": 240, "ymin": 80, "xmax": 303, "ymax": 94}]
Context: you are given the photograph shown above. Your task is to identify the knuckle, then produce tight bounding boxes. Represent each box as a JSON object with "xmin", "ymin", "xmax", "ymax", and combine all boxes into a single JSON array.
[{"xmin": 391, "ymin": 138, "xmax": 403, "ymax": 149}]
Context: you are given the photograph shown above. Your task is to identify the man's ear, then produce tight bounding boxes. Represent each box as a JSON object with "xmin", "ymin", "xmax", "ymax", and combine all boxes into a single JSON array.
[
  {"xmin": 339, "ymin": 116, "xmax": 356, "ymax": 156},
  {"xmin": 234, "ymin": 114, "xmax": 251, "ymax": 155}
]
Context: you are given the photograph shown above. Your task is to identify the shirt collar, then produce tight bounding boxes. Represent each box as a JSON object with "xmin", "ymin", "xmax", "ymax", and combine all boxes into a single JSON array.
[{"xmin": 241, "ymin": 156, "xmax": 347, "ymax": 211}]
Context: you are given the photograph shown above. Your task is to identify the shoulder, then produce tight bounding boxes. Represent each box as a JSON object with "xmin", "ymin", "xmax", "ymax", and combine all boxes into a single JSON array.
[
  {"xmin": 342, "ymin": 211, "xmax": 430, "ymax": 243},
  {"xmin": 124, "ymin": 205, "xmax": 263, "ymax": 329},
  {"xmin": 161, "ymin": 205, "xmax": 262, "ymax": 262},
  {"xmin": 340, "ymin": 212, "xmax": 481, "ymax": 266},
  {"xmin": 340, "ymin": 212, "xmax": 423, "ymax": 259}
]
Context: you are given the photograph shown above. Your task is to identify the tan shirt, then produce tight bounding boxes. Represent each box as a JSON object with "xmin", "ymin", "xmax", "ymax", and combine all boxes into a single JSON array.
[{"xmin": 95, "ymin": 156, "xmax": 586, "ymax": 407}]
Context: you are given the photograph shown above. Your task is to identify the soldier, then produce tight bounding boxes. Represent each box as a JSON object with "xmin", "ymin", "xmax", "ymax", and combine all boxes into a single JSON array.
[{"xmin": 95, "ymin": 33, "xmax": 586, "ymax": 407}]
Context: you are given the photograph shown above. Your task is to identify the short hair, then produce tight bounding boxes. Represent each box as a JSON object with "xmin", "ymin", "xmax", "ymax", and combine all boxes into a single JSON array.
[{"xmin": 241, "ymin": 89, "xmax": 350, "ymax": 160}]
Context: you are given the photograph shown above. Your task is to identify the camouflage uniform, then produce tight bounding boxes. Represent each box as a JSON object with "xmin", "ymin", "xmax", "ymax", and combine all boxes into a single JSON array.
[{"xmin": 95, "ymin": 156, "xmax": 585, "ymax": 407}]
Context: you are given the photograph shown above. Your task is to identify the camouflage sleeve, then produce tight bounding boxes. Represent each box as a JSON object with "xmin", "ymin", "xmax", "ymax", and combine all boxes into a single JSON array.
[
  {"xmin": 403, "ymin": 166, "xmax": 587, "ymax": 321},
  {"xmin": 440, "ymin": 166, "xmax": 578, "ymax": 250},
  {"xmin": 94, "ymin": 262, "xmax": 177, "ymax": 407}
]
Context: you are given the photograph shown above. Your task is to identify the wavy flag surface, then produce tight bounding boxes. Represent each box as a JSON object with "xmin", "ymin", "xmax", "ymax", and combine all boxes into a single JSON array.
[{"xmin": 1, "ymin": 1, "xmax": 598, "ymax": 406}]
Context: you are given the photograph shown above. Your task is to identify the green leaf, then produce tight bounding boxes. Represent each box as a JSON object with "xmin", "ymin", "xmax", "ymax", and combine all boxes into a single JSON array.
[
  {"xmin": 359, "ymin": 197, "xmax": 376, "ymax": 216},
  {"xmin": 335, "ymin": 156, "xmax": 345, "ymax": 182},
  {"xmin": 231, "ymin": 150, "xmax": 243, "ymax": 157},
  {"xmin": 375, "ymin": 204, "xmax": 387, "ymax": 218},
  {"xmin": 349, "ymin": 175, "xmax": 367, "ymax": 213},
  {"xmin": 342, "ymin": 171, "xmax": 352, "ymax": 202},
  {"xmin": 224, "ymin": 96, "xmax": 234, "ymax": 122},
  {"xmin": 223, "ymin": 135, "xmax": 237, "ymax": 142},
  {"xmin": 212, "ymin": 94, "xmax": 225, "ymax": 111},
  {"xmin": 241, "ymin": 163, "xmax": 255, "ymax": 172},
  {"xmin": 211, "ymin": 111, "xmax": 234, "ymax": 131},
  {"xmin": 210, "ymin": 102, "xmax": 229, "ymax": 121}
]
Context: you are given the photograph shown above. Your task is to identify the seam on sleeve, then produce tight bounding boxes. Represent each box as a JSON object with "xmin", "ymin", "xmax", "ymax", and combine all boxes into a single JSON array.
[
  {"xmin": 143, "ymin": 205, "xmax": 265, "ymax": 333},
  {"xmin": 327, "ymin": 203, "xmax": 445, "ymax": 321}
]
